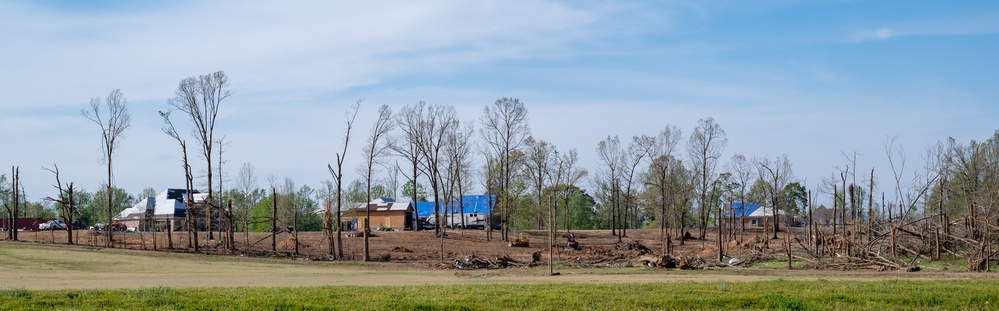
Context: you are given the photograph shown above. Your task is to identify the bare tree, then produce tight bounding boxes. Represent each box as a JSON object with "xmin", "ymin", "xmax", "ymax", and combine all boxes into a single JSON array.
[
  {"xmin": 159, "ymin": 110, "xmax": 195, "ymax": 250},
  {"xmin": 523, "ymin": 137, "xmax": 555, "ymax": 230},
  {"xmin": 686, "ymin": 117, "xmax": 727, "ymax": 239},
  {"xmin": 0, "ymin": 172, "xmax": 9, "ymax": 240},
  {"xmin": 167, "ymin": 70, "xmax": 232, "ymax": 243},
  {"xmin": 399, "ymin": 102, "xmax": 459, "ymax": 237},
  {"xmin": 445, "ymin": 122, "xmax": 475, "ymax": 229},
  {"xmin": 42, "ymin": 164, "xmax": 77, "ymax": 244},
  {"xmin": 755, "ymin": 155, "xmax": 794, "ymax": 239},
  {"xmin": 727, "ymin": 154, "xmax": 754, "ymax": 242},
  {"xmin": 596, "ymin": 135, "xmax": 623, "ymax": 242},
  {"xmin": 327, "ymin": 101, "xmax": 360, "ymax": 260},
  {"xmin": 554, "ymin": 149, "xmax": 587, "ymax": 233},
  {"xmin": 643, "ymin": 125, "xmax": 682, "ymax": 253},
  {"xmin": 480, "ymin": 98, "xmax": 530, "ymax": 241},
  {"xmin": 620, "ymin": 136, "xmax": 649, "ymax": 237},
  {"xmin": 3, "ymin": 168, "xmax": 20, "ymax": 241},
  {"xmin": 360, "ymin": 104, "xmax": 396, "ymax": 261},
  {"xmin": 83, "ymin": 89, "xmax": 131, "ymax": 247},
  {"xmin": 236, "ymin": 163, "xmax": 261, "ymax": 249},
  {"xmin": 394, "ymin": 104, "xmax": 426, "ymax": 231}
]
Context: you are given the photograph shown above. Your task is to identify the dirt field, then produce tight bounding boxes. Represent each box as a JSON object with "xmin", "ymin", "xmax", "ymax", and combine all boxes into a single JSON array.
[
  {"xmin": 13, "ymin": 228, "xmax": 784, "ymax": 268},
  {"xmin": 4, "ymin": 228, "xmax": 995, "ymax": 290}
]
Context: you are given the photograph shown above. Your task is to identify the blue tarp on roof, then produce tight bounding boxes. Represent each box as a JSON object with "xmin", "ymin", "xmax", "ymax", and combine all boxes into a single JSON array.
[
  {"xmin": 726, "ymin": 202, "xmax": 761, "ymax": 217},
  {"xmin": 414, "ymin": 195, "xmax": 496, "ymax": 218}
]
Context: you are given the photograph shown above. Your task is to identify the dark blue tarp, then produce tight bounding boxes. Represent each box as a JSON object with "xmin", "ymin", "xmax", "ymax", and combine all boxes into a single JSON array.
[{"xmin": 415, "ymin": 195, "xmax": 496, "ymax": 218}]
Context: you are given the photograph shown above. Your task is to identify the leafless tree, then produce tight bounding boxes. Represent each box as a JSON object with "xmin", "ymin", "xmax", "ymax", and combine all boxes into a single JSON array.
[
  {"xmin": 481, "ymin": 154, "xmax": 501, "ymax": 240},
  {"xmin": 236, "ymin": 163, "xmax": 261, "ymax": 249},
  {"xmin": 480, "ymin": 98, "xmax": 530, "ymax": 241},
  {"xmin": 553, "ymin": 149, "xmax": 587, "ymax": 233},
  {"xmin": 159, "ymin": 110, "xmax": 195, "ymax": 250},
  {"xmin": 327, "ymin": 101, "xmax": 360, "ymax": 259},
  {"xmin": 620, "ymin": 136, "xmax": 649, "ymax": 237},
  {"xmin": 360, "ymin": 104, "xmax": 396, "ymax": 261},
  {"xmin": 445, "ymin": 122, "xmax": 475, "ymax": 229},
  {"xmin": 42, "ymin": 164, "xmax": 77, "ymax": 244},
  {"xmin": 523, "ymin": 137, "xmax": 555, "ymax": 230},
  {"xmin": 398, "ymin": 102, "xmax": 458, "ymax": 237},
  {"xmin": 394, "ymin": 104, "xmax": 426, "ymax": 230},
  {"xmin": 216, "ymin": 136, "xmax": 232, "ymax": 249},
  {"xmin": 727, "ymin": 154, "xmax": 754, "ymax": 242},
  {"xmin": 3, "ymin": 168, "xmax": 20, "ymax": 241},
  {"xmin": 596, "ymin": 135, "xmax": 623, "ymax": 242},
  {"xmin": 642, "ymin": 125, "xmax": 682, "ymax": 252},
  {"xmin": 167, "ymin": 70, "xmax": 232, "ymax": 243},
  {"xmin": 83, "ymin": 89, "xmax": 131, "ymax": 247},
  {"xmin": 413, "ymin": 103, "xmax": 459, "ymax": 237},
  {"xmin": 686, "ymin": 117, "xmax": 727, "ymax": 239},
  {"xmin": 755, "ymin": 154, "xmax": 794, "ymax": 239}
]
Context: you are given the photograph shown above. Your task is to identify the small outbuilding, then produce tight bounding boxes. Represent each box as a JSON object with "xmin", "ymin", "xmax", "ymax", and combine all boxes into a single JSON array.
[{"xmin": 352, "ymin": 198, "xmax": 415, "ymax": 231}]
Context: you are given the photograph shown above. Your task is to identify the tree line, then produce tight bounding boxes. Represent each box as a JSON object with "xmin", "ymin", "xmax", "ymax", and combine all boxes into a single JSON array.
[{"xmin": 4, "ymin": 70, "xmax": 999, "ymax": 269}]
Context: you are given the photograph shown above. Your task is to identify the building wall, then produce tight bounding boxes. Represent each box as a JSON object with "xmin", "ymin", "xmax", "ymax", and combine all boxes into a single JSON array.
[{"xmin": 357, "ymin": 211, "xmax": 409, "ymax": 230}]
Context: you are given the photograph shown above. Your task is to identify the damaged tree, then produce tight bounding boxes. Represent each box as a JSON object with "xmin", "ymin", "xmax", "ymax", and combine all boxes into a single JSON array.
[
  {"xmin": 82, "ymin": 89, "xmax": 130, "ymax": 248},
  {"xmin": 360, "ymin": 104, "xmax": 395, "ymax": 261},
  {"xmin": 42, "ymin": 164, "xmax": 77, "ymax": 245},
  {"xmin": 167, "ymin": 70, "xmax": 232, "ymax": 245},
  {"xmin": 327, "ymin": 101, "xmax": 359, "ymax": 260}
]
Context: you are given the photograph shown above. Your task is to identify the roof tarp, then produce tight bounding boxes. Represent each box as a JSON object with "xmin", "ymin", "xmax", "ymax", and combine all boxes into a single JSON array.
[{"xmin": 726, "ymin": 202, "xmax": 761, "ymax": 217}]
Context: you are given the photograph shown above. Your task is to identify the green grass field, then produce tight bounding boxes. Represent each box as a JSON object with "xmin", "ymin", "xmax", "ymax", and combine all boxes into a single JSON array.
[{"xmin": 2, "ymin": 279, "xmax": 997, "ymax": 310}]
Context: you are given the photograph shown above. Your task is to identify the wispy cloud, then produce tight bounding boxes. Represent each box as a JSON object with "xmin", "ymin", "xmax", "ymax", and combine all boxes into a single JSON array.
[
  {"xmin": 848, "ymin": 12, "xmax": 999, "ymax": 42},
  {"xmin": 0, "ymin": 1, "xmax": 636, "ymax": 109}
]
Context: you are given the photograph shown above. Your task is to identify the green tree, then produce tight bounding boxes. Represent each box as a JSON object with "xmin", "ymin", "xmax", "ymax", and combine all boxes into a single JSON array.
[
  {"xmin": 567, "ymin": 187, "xmax": 598, "ymax": 230},
  {"xmin": 401, "ymin": 180, "xmax": 428, "ymax": 202},
  {"xmin": 248, "ymin": 196, "xmax": 273, "ymax": 232},
  {"xmin": 780, "ymin": 182, "xmax": 808, "ymax": 215},
  {"xmin": 80, "ymin": 187, "xmax": 133, "ymax": 227},
  {"xmin": 23, "ymin": 201, "xmax": 57, "ymax": 219}
]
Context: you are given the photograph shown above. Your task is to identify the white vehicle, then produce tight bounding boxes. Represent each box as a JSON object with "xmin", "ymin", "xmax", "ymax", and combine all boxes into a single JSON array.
[
  {"xmin": 38, "ymin": 220, "xmax": 65, "ymax": 230},
  {"xmin": 426, "ymin": 213, "xmax": 488, "ymax": 230}
]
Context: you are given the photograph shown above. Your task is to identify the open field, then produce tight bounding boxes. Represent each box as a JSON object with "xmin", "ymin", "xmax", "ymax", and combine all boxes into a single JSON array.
[{"xmin": 4, "ymin": 241, "xmax": 997, "ymax": 291}]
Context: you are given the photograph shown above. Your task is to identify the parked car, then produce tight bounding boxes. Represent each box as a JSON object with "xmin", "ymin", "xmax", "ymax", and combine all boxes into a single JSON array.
[
  {"xmin": 39, "ymin": 220, "xmax": 66, "ymax": 231},
  {"xmin": 91, "ymin": 221, "xmax": 127, "ymax": 231},
  {"xmin": 70, "ymin": 221, "xmax": 86, "ymax": 230}
]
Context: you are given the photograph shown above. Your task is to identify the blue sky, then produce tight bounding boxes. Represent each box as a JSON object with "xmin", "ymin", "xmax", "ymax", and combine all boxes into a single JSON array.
[{"xmin": 2, "ymin": 0, "xmax": 998, "ymax": 205}]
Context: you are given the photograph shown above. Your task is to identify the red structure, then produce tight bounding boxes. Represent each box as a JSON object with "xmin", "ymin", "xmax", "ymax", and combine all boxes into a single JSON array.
[{"xmin": 0, "ymin": 218, "xmax": 53, "ymax": 231}]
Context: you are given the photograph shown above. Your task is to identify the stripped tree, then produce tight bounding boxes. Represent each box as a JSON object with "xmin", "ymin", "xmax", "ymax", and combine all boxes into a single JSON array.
[
  {"xmin": 596, "ymin": 135, "xmax": 623, "ymax": 241},
  {"xmin": 83, "ymin": 89, "xmax": 130, "ymax": 247},
  {"xmin": 686, "ymin": 117, "xmax": 727, "ymax": 240},
  {"xmin": 327, "ymin": 101, "xmax": 359, "ymax": 260},
  {"xmin": 360, "ymin": 104, "xmax": 395, "ymax": 261},
  {"xmin": 42, "ymin": 164, "xmax": 77, "ymax": 244},
  {"xmin": 167, "ymin": 70, "xmax": 232, "ymax": 244},
  {"xmin": 642, "ymin": 125, "xmax": 682, "ymax": 253}
]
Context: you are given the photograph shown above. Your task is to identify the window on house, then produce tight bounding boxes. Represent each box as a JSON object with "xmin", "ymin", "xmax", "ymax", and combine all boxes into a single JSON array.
[{"xmin": 751, "ymin": 219, "xmax": 757, "ymax": 225}]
